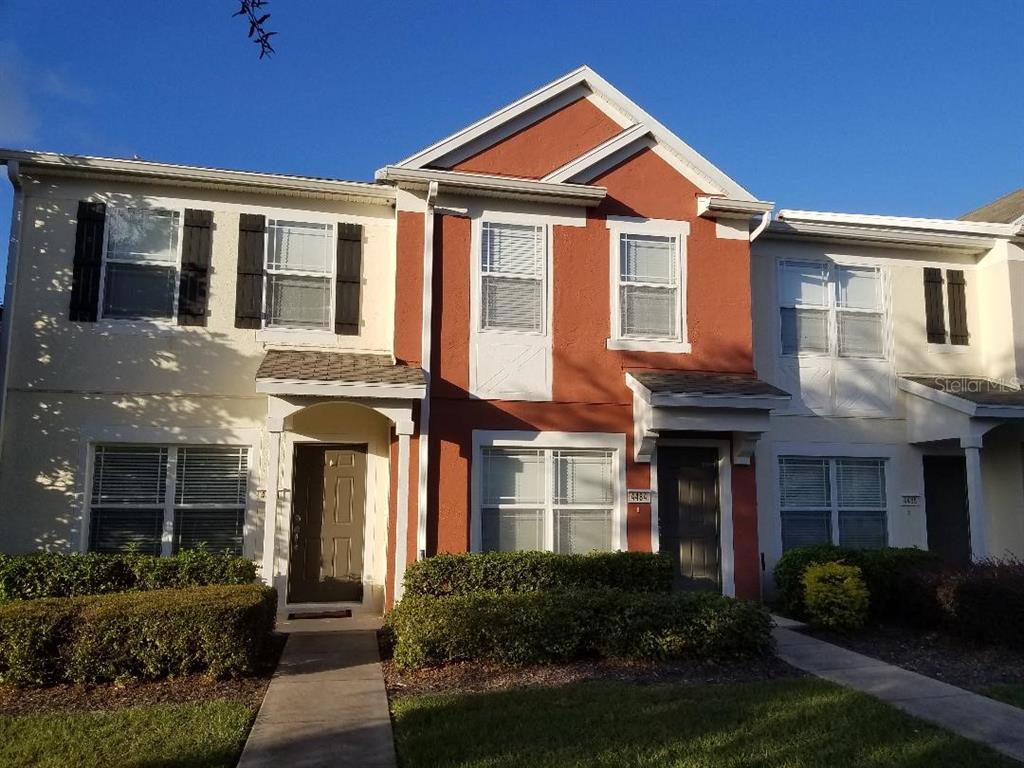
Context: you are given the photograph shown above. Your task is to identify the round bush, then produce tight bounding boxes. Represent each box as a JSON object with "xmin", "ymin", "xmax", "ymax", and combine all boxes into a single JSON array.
[{"xmin": 802, "ymin": 562, "xmax": 869, "ymax": 633}]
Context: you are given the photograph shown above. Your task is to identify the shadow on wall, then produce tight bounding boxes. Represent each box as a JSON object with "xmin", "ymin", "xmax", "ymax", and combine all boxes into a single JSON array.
[{"xmin": 3, "ymin": 186, "xmax": 264, "ymax": 553}]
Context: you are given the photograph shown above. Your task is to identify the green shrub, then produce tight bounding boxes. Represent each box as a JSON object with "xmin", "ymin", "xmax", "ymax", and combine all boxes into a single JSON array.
[
  {"xmin": 402, "ymin": 551, "xmax": 673, "ymax": 597},
  {"xmin": 386, "ymin": 589, "xmax": 772, "ymax": 668},
  {"xmin": 0, "ymin": 584, "xmax": 276, "ymax": 685},
  {"xmin": 773, "ymin": 546, "xmax": 941, "ymax": 620},
  {"xmin": 0, "ymin": 550, "xmax": 258, "ymax": 602},
  {"xmin": 773, "ymin": 545, "xmax": 853, "ymax": 618},
  {"xmin": 936, "ymin": 559, "xmax": 1024, "ymax": 649},
  {"xmin": 803, "ymin": 562, "xmax": 869, "ymax": 633}
]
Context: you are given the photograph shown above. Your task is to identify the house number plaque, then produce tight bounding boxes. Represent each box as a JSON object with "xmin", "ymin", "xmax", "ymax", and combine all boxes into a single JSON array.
[{"xmin": 627, "ymin": 489, "xmax": 653, "ymax": 504}]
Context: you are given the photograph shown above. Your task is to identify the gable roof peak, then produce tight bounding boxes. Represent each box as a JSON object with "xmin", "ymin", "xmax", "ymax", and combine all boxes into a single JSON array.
[{"xmin": 387, "ymin": 66, "xmax": 754, "ymax": 201}]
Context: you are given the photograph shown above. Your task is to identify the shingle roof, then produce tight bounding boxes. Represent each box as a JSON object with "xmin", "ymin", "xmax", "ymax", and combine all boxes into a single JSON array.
[
  {"xmin": 902, "ymin": 375, "xmax": 1024, "ymax": 407},
  {"xmin": 256, "ymin": 350, "xmax": 425, "ymax": 386},
  {"xmin": 630, "ymin": 370, "xmax": 789, "ymax": 398},
  {"xmin": 960, "ymin": 189, "xmax": 1024, "ymax": 224}
]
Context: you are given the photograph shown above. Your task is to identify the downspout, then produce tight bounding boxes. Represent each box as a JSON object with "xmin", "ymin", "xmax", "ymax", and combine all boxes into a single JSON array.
[
  {"xmin": 749, "ymin": 210, "xmax": 771, "ymax": 242},
  {"xmin": 0, "ymin": 161, "xmax": 24, "ymax": 463},
  {"xmin": 416, "ymin": 181, "xmax": 439, "ymax": 561}
]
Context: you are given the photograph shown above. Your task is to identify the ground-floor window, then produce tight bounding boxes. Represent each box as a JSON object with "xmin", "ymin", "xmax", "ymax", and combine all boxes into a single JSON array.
[
  {"xmin": 479, "ymin": 445, "xmax": 617, "ymax": 554},
  {"xmin": 778, "ymin": 456, "xmax": 887, "ymax": 551},
  {"xmin": 88, "ymin": 444, "xmax": 248, "ymax": 555}
]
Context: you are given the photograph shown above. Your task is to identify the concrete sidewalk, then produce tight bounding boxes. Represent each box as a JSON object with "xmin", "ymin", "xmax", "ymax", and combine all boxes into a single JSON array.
[
  {"xmin": 775, "ymin": 624, "xmax": 1024, "ymax": 762},
  {"xmin": 237, "ymin": 615, "xmax": 397, "ymax": 768}
]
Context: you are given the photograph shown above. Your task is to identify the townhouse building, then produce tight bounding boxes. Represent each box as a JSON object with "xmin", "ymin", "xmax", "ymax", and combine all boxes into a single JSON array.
[{"xmin": 0, "ymin": 66, "xmax": 1021, "ymax": 612}]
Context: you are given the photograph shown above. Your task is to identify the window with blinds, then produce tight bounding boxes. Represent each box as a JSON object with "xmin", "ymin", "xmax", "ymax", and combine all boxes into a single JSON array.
[
  {"xmin": 480, "ymin": 222, "xmax": 544, "ymax": 332},
  {"xmin": 617, "ymin": 233, "xmax": 680, "ymax": 340},
  {"xmin": 779, "ymin": 261, "xmax": 884, "ymax": 359},
  {"xmin": 480, "ymin": 447, "xmax": 615, "ymax": 554},
  {"xmin": 265, "ymin": 220, "xmax": 334, "ymax": 330},
  {"xmin": 89, "ymin": 445, "xmax": 248, "ymax": 556},
  {"xmin": 779, "ymin": 456, "xmax": 887, "ymax": 551},
  {"xmin": 102, "ymin": 207, "xmax": 180, "ymax": 320}
]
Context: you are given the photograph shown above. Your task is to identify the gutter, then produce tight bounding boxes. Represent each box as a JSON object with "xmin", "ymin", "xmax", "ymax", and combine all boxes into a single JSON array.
[
  {"xmin": 0, "ymin": 149, "xmax": 395, "ymax": 204},
  {"xmin": 0, "ymin": 160, "xmax": 23, "ymax": 463},
  {"xmin": 416, "ymin": 181, "xmax": 439, "ymax": 562},
  {"xmin": 375, "ymin": 165, "xmax": 606, "ymax": 207}
]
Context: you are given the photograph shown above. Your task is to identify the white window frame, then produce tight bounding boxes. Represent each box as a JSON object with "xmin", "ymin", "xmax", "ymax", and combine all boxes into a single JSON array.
[
  {"xmin": 470, "ymin": 431, "xmax": 627, "ymax": 553},
  {"xmin": 97, "ymin": 205, "xmax": 185, "ymax": 325},
  {"xmin": 777, "ymin": 259, "xmax": 888, "ymax": 362},
  {"xmin": 606, "ymin": 217, "xmax": 691, "ymax": 353},
  {"xmin": 81, "ymin": 438, "xmax": 255, "ymax": 558},
  {"xmin": 475, "ymin": 219, "xmax": 548, "ymax": 337},
  {"xmin": 261, "ymin": 218, "xmax": 338, "ymax": 334},
  {"xmin": 777, "ymin": 454, "xmax": 890, "ymax": 551}
]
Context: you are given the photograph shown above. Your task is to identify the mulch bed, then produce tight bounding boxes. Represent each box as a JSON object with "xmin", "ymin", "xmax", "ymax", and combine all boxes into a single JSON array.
[
  {"xmin": 384, "ymin": 654, "xmax": 802, "ymax": 699},
  {"xmin": 0, "ymin": 632, "xmax": 287, "ymax": 717},
  {"xmin": 805, "ymin": 624, "xmax": 1024, "ymax": 694}
]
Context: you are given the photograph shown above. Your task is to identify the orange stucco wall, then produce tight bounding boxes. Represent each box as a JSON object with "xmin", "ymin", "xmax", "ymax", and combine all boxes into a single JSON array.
[
  {"xmin": 449, "ymin": 97, "xmax": 623, "ymax": 179},
  {"xmin": 392, "ymin": 98, "xmax": 763, "ymax": 601},
  {"xmin": 394, "ymin": 211, "xmax": 425, "ymax": 366}
]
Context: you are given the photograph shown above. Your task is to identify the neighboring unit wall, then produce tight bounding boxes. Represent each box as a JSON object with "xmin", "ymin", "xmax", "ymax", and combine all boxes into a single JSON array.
[
  {"xmin": 752, "ymin": 233, "xmax": 1024, "ymax": 581},
  {"xmin": 0, "ymin": 172, "xmax": 396, "ymax": 554}
]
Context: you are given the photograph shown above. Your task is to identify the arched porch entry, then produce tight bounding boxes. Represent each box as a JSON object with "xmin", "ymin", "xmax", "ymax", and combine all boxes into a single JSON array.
[{"xmin": 261, "ymin": 395, "xmax": 416, "ymax": 615}]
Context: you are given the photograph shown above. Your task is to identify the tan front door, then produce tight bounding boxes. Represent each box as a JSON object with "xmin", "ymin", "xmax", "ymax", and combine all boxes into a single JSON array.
[{"xmin": 289, "ymin": 444, "xmax": 366, "ymax": 603}]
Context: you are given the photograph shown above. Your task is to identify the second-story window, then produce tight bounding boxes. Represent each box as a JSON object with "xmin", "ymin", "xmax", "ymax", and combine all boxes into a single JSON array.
[
  {"xmin": 480, "ymin": 222, "xmax": 545, "ymax": 333},
  {"xmin": 264, "ymin": 220, "xmax": 336, "ymax": 330},
  {"xmin": 617, "ymin": 233, "xmax": 680, "ymax": 340},
  {"xmin": 102, "ymin": 208, "xmax": 181, "ymax": 320},
  {"xmin": 779, "ymin": 261, "xmax": 884, "ymax": 359}
]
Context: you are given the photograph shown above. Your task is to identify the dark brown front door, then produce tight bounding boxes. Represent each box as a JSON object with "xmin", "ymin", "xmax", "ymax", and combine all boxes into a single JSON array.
[
  {"xmin": 289, "ymin": 444, "xmax": 366, "ymax": 603},
  {"xmin": 657, "ymin": 447, "xmax": 721, "ymax": 591},
  {"xmin": 923, "ymin": 455, "xmax": 971, "ymax": 567}
]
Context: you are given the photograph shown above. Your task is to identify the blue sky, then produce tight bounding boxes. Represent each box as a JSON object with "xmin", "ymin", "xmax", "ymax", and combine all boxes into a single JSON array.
[{"xmin": 1, "ymin": 0, "xmax": 1022, "ymax": 297}]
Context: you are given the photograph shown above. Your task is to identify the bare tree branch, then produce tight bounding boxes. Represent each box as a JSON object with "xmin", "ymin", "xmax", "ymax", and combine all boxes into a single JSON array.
[{"xmin": 234, "ymin": 0, "xmax": 277, "ymax": 59}]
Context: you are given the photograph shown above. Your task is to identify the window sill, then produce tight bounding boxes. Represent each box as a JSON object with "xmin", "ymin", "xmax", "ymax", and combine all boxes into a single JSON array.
[
  {"xmin": 93, "ymin": 319, "xmax": 180, "ymax": 335},
  {"xmin": 257, "ymin": 328, "xmax": 342, "ymax": 346},
  {"xmin": 606, "ymin": 338, "xmax": 691, "ymax": 354},
  {"xmin": 927, "ymin": 343, "xmax": 971, "ymax": 355}
]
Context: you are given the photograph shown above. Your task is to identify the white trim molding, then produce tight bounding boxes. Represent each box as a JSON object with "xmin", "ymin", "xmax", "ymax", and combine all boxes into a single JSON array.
[{"xmin": 469, "ymin": 430, "xmax": 628, "ymax": 554}]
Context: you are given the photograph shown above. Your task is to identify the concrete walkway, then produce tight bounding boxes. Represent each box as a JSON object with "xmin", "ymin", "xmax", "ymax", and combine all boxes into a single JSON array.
[
  {"xmin": 774, "ymin": 622, "xmax": 1024, "ymax": 762},
  {"xmin": 237, "ymin": 615, "xmax": 397, "ymax": 768}
]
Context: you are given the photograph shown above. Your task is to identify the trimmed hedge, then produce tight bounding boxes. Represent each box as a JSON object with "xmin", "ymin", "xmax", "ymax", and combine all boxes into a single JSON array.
[
  {"xmin": 803, "ymin": 562, "xmax": 869, "ymax": 632},
  {"xmin": 0, "ymin": 550, "xmax": 258, "ymax": 603},
  {"xmin": 402, "ymin": 551, "xmax": 673, "ymax": 597},
  {"xmin": 385, "ymin": 588, "xmax": 772, "ymax": 668},
  {"xmin": 0, "ymin": 584, "xmax": 276, "ymax": 685},
  {"xmin": 934, "ymin": 560, "xmax": 1024, "ymax": 649},
  {"xmin": 773, "ymin": 546, "xmax": 942, "ymax": 620}
]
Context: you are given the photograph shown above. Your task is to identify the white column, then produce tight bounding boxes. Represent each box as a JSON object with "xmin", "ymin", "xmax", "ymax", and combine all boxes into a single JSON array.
[
  {"xmin": 393, "ymin": 425, "xmax": 413, "ymax": 603},
  {"xmin": 963, "ymin": 443, "xmax": 988, "ymax": 560},
  {"xmin": 261, "ymin": 425, "xmax": 282, "ymax": 588}
]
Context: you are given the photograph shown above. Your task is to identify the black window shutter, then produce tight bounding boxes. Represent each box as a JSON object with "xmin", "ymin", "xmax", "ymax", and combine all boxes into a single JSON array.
[
  {"xmin": 235, "ymin": 214, "xmax": 266, "ymax": 329},
  {"xmin": 69, "ymin": 201, "xmax": 106, "ymax": 322},
  {"xmin": 923, "ymin": 267, "xmax": 947, "ymax": 343},
  {"xmin": 178, "ymin": 209, "xmax": 214, "ymax": 326},
  {"xmin": 947, "ymin": 269, "xmax": 969, "ymax": 345},
  {"xmin": 335, "ymin": 223, "xmax": 363, "ymax": 335}
]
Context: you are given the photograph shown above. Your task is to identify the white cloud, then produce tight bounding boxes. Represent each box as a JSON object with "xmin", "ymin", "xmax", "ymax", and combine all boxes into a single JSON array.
[
  {"xmin": 0, "ymin": 41, "xmax": 93, "ymax": 146},
  {"xmin": 0, "ymin": 42, "xmax": 39, "ymax": 143}
]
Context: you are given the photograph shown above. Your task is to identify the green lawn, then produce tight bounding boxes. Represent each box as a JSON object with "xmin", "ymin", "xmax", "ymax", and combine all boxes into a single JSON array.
[
  {"xmin": 989, "ymin": 684, "xmax": 1024, "ymax": 710},
  {"xmin": 391, "ymin": 678, "xmax": 1017, "ymax": 768},
  {"xmin": 0, "ymin": 699, "xmax": 254, "ymax": 768}
]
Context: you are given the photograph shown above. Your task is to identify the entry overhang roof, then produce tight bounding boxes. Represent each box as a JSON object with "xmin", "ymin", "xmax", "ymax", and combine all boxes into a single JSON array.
[{"xmin": 255, "ymin": 351, "xmax": 425, "ymax": 399}]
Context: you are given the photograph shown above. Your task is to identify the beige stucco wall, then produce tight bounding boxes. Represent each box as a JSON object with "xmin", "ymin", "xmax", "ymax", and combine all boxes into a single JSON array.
[
  {"xmin": 752, "ymin": 235, "xmax": 1024, "ymax": 582},
  {"xmin": 0, "ymin": 173, "xmax": 399, "ymax": 560}
]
